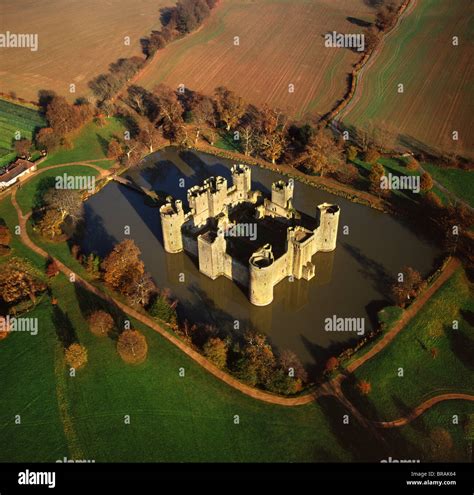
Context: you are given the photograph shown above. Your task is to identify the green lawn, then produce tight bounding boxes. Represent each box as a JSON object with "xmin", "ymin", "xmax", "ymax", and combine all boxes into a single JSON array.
[
  {"xmin": 90, "ymin": 159, "xmax": 115, "ymax": 169},
  {"xmin": 0, "ymin": 198, "xmax": 45, "ymax": 269},
  {"xmin": 422, "ymin": 163, "xmax": 474, "ymax": 208},
  {"xmin": 382, "ymin": 400, "xmax": 474, "ymax": 462},
  {"xmin": 40, "ymin": 118, "xmax": 126, "ymax": 167},
  {"xmin": 0, "ymin": 297, "xmax": 70, "ymax": 462},
  {"xmin": 351, "ymin": 155, "xmax": 452, "ymax": 205},
  {"xmin": 15, "ymin": 165, "xmax": 100, "ymax": 214},
  {"xmin": 0, "ymin": 272, "xmax": 351, "ymax": 462},
  {"xmin": 343, "ymin": 268, "xmax": 474, "ymax": 423},
  {"xmin": 2, "ymin": 269, "xmax": 471, "ymax": 462}
]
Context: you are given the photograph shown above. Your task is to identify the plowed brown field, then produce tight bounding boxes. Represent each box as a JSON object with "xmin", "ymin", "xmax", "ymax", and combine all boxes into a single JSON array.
[
  {"xmin": 341, "ymin": 0, "xmax": 473, "ymax": 158},
  {"xmin": 137, "ymin": 0, "xmax": 376, "ymax": 119},
  {"xmin": 0, "ymin": 0, "xmax": 169, "ymax": 101}
]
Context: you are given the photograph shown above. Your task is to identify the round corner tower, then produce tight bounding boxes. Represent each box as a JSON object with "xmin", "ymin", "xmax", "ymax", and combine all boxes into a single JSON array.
[
  {"xmin": 248, "ymin": 244, "xmax": 275, "ymax": 306},
  {"xmin": 316, "ymin": 203, "xmax": 340, "ymax": 252},
  {"xmin": 159, "ymin": 199, "xmax": 185, "ymax": 253}
]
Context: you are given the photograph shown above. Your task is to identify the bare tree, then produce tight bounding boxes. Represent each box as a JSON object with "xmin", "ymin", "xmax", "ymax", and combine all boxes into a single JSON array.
[
  {"xmin": 256, "ymin": 106, "xmax": 288, "ymax": 164},
  {"xmin": 238, "ymin": 106, "xmax": 260, "ymax": 156},
  {"xmin": 189, "ymin": 93, "xmax": 215, "ymax": 145},
  {"xmin": 137, "ymin": 121, "xmax": 161, "ymax": 153},
  {"xmin": 214, "ymin": 86, "xmax": 246, "ymax": 131},
  {"xmin": 153, "ymin": 84, "xmax": 186, "ymax": 144},
  {"xmin": 127, "ymin": 272, "xmax": 157, "ymax": 307},
  {"xmin": 43, "ymin": 189, "xmax": 84, "ymax": 224}
]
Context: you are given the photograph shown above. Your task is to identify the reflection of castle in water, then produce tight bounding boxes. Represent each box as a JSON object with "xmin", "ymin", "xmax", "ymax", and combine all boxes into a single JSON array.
[{"xmin": 159, "ymin": 164, "xmax": 340, "ymax": 307}]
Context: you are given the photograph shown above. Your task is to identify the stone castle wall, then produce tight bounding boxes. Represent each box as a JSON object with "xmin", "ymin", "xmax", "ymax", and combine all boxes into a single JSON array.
[{"xmin": 160, "ymin": 164, "xmax": 340, "ymax": 306}]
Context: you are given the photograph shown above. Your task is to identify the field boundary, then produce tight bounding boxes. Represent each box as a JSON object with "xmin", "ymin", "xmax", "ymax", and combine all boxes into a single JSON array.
[
  {"xmin": 373, "ymin": 394, "xmax": 474, "ymax": 428},
  {"xmin": 5, "ymin": 164, "xmax": 464, "ymax": 412},
  {"xmin": 331, "ymin": 0, "xmax": 415, "ymax": 125}
]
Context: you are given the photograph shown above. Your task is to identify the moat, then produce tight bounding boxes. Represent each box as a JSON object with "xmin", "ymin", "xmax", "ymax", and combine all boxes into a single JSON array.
[{"xmin": 82, "ymin": 147, "xmax": 442, "ymax": 374}]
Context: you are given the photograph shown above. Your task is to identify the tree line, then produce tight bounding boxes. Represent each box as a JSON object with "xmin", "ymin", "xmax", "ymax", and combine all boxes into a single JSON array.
[
  {"xmin": 141, "ymin": 0, "xmax": 218, "ymax": 57},
  {"xmin": 35, "ymin": 92, "xmax": 94, "ymax": 152},
  {"xmin": 86, "ymin": 0, "xmax": 219, "ymax": 114}
]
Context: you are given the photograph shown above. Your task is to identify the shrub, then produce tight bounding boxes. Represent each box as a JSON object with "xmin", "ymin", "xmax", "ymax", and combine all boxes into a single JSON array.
[
  {"xmin": 0, "ymin": 224, "xmax": 11, "ymax": 246},
  {"xmin": 88, "ymin": 310, "xmax": 114, "ymax": 337},
  {"xmin": 424, "ymin": 191, "xmax": 443, "ymax": 209},
  {"xmin": 364, "ymin": 148, "xmax": 380, "ymax": 164},
  {"xmin": 406, "ymin": 157, "xmax": 419, "ymax": 171},
  {"xmin": 65, "ymin": 343, "xmax": 88, "ymax": 370},
  {"xmin": 203, "ymin": 337, "xmax": 228, "ymax": 369},
  {"xmin": 0, "ymin": 316, "xmax": 10, "ymax": 340},
  {"xmin": 266, "ymin": 369, "xmax": 301, "ymax": 395},
  {"xmin": 346, "ymin": 145, "xmax": 358, "ymax": 162},
  {"xmin": 0, "ymin": 245, "xmax": 11, "ymax": 257},
  {"xmin": 324, "ymin": 356, "xmax": 339, "ymax": 373},
  {"xmin": 117, "ymin": 329, "xmax": 148, "ymax": 364},
  {"xmin": 46, "ymin": 259, "xmax": 60, "ymax": 278},
  {"xmin": 148, "ymin": 294, "xmax": 177, "ymax": 325},
  {"xmin": 420, "ymin": 172, "xmax": 434, "ymax": 192},
  {"xmin": 357, "ymin": 379, "xmax": 372, "ymax": 395}
]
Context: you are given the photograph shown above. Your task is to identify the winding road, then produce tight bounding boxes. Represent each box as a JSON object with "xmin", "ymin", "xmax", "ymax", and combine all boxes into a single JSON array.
[{"xmin": 4, "ymin": 161, "xmax": 473, "ymax": 427}]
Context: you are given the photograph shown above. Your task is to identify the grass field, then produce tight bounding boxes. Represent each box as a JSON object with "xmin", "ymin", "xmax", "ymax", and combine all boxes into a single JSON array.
[
  {"xmin": 39, "ymin": 117, "xmax": 126, "ymax": 167},
  {"xmin": 0, "ymin": 98, "xmax": 46, "ymax": 166},
  {"xmin": 0, "ymin": 270, "xmax": 351, "ymax": 462},
  {"xmin": 422, "ymin": 164, "xmax": 474, "ymax": 208},
  {"xmin": 0, "ymin": 0, "xmax": 169, "ymax": 101},
  {"xmin": 342, "ymin": 0, "xmax": 473, "ymax": 158},
  {"xmin": 15, "ymin": 165, "xmax": 101, "ymax": 214},
  {"xmin": 343, "ymin": 268, "xmax": 474, "ymax": 423},
  {"xmin": 137, "ymin": 0, "xmax": 376, "ymax": 119},
  {"xmin": 1, "ymin": 263, "xmax": 472, "ymax": 461},
  {"xmin": 1, "ymin": 186, "xmax": 472, "ymax": 460}
]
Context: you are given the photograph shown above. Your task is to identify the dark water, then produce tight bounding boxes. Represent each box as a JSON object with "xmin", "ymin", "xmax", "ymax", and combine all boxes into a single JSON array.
[{"xmin": 82, "ymin": 148, "xmax": 441, "ymax": 373}]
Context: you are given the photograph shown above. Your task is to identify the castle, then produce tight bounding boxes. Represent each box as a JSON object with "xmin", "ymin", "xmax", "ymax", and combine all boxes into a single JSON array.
[{"xmin": 159, "ymin": 164, "xmax": 340, "ymax": 306}]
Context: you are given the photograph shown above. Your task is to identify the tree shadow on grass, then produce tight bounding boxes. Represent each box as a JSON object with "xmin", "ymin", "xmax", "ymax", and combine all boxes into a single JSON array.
[
  {"xmin": 52, "ymin": 305, "xmax": 77, "ymax": 348},
  {"xmin": 340, "ymin": 373, "xmax": 380, "ymax": 421},
  {"xmin": 301, "ymin": 335, "xmax": 360, "ymax": 381},
  {"xmin": 73, "ymin": 282, "xmax": 129, "ymax": 342},
  {"xmin": 320, "ymin": 385, "xmax": 425, "ymax": 461},
  {"xmin": 460, "ymin": 309, "xmax": 474, "ymax": 326},
  {"xmin": 317, "ymin": 395, "xmax": 386, "ymax": 461},
  {"xmin": 445, "ymin": 323, "xmax": 474, "ymax": 371},
  {"xmin": 96, "ymin": 134, "xmax": 110, "ymax": 157},
  {"xmin": 32, "ymin": 176, "xmax": 56, "ymax": 212}
]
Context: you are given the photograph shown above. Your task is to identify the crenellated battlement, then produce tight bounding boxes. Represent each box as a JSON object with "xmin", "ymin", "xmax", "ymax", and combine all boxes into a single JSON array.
[{"xmin": 160, "ymin": 165, "xmax": 340, "ymax": 305}]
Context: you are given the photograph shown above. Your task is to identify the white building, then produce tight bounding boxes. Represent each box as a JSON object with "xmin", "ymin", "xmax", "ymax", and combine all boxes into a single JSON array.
[{"xmin": 0, "ymin": 159, "xmax": 37, "ymax": 189}]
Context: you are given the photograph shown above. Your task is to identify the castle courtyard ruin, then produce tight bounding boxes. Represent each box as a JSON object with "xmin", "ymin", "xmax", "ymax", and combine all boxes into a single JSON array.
[{"xmin": 160, "ymin": 164, "xmax": 340, "ymax": 306}]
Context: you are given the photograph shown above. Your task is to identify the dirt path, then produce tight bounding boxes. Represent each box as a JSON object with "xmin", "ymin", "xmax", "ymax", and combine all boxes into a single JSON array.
[
  {"xmin": 6, "ymin": 165, "xmax": 469, "ymax": 423},
  {"xmin": 0, "ymin": 160, "xmax": 110, "ymax": 205},
  {"xmin": 10, "ymin": 188, "xmax": 330, "ymax": 407},
  {"xmin": 373, "ymin": 393, "xmax": 474, "ymax": 428},
  {"xmin": 347, "ymin": 257, "xmax": 461, "ymax": 373}
]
